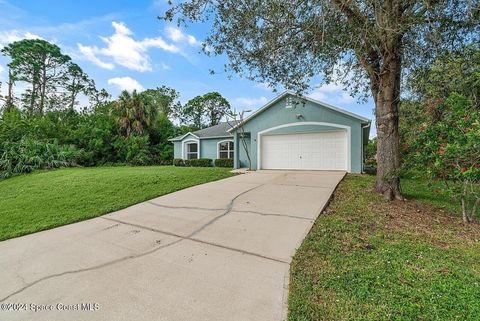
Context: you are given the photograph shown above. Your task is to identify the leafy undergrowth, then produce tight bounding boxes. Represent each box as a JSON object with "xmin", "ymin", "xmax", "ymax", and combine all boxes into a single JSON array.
[
  {"xmin": 0, "ymin": 166, "xmax": 233, "ymax": 241},
  {"xmin": 289, "ymin": 175, "xmax": 480, "ymax": 321}
]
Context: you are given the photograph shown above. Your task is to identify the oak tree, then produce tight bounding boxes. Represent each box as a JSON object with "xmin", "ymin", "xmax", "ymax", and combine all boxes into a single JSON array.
[{"xmin": 174, "ymin": 92, "xmax": 231, "ymax": 128}]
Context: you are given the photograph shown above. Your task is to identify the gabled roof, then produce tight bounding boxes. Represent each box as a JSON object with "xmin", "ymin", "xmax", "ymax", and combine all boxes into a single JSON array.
[
  {"xmin": 227, "ymin": 90, "xmax": 371, "ymax": 132},
  {"xmin": 169, "ymin": 122, "xmax": 234, "ymax": 141}
]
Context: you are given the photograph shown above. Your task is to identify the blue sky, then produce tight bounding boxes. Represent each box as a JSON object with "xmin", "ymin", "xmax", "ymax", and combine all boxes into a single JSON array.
[{"xmin": 0, "ymin": 0, "xmax": 376, "ymax": 136}]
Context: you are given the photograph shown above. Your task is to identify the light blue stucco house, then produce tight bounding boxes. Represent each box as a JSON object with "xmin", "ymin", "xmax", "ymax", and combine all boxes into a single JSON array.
[{"xmin": 170, "ymin": 91, "xmax": 371, "ymax": 173}]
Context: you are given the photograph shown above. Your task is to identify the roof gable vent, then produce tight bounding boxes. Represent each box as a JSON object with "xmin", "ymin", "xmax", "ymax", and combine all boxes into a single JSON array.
[{"xmin": 286, "ymin": 96, "xmax": 306, "ymax": 109}]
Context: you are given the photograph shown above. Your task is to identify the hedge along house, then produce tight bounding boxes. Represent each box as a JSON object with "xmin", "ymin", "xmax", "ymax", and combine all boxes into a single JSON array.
[{"xmin": 171, "ymin": 91, "xmax": 371, "ymax": 173}]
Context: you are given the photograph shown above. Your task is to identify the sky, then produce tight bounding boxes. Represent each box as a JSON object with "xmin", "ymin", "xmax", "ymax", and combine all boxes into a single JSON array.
[{"xmin": 0, "ymin": 0, "xmax": 376, "ymax": 136}]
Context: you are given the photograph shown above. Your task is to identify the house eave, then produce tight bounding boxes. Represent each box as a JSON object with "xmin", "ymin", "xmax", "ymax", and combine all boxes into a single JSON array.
[
  {"xmin": 227, "ymin": 90, "xmax": 371, "ymax": 132},
  {"xmin": 168, "ymin": 131, "xmax": 200, "ymax": 142},
  {"xmin": 169, "ymin": 134, "xmax": 233, "ymax": 142}
]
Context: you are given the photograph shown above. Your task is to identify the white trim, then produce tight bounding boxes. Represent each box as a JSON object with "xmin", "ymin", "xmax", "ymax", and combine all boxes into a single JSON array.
[
  {"xmin": 182, "ymin": 139, "xmax": 200, "ymax": 160},
  {"xmin": 169, "ymin": 132, "xmax": 200, "ymax": 142},
  {"xmin": 200, "ymin": 135, "xmax": 233, "ymax": 139},
  {"xmin": 361, "ymin": 123, "xmax": 371, "ymax": 173},
  {"xmin": 216, "ymin": 139, "xmax": 235, "ymax": 159},
  {"xmin": 170, "ymin": 134, "xmax": 232, "ymax": 142},
  {"xmin": 257, "ymin": 122, "xmax": 351, "ymax": 172},
  {"xmin": 227, "ymin": 91, "xmax": 370, "ymax": 132}
]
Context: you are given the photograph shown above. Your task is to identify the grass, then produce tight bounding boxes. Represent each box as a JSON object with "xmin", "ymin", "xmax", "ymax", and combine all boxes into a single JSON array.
[
  {"xmin": 288, "ymin": 175, "xmax": 480, "ymax": 321},
  {"xmin": 401, "ymin": 177, "xmax": 462, "ymax": 215},
  {"xmin": 0, "ymin": 166, "xmax": 234, "ymax": 241}
]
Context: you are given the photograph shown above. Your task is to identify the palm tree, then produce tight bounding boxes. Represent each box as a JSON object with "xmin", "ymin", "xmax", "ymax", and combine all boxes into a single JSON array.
[{"xmin": 113, "ymin": 90, "xmax": 156, "ymax": 137}]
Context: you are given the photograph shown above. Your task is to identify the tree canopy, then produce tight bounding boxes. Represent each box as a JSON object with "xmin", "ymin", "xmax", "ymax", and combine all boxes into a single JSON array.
[
  {"xmin": 1, "ymin": 39, "xmax": 101, "ymax": 114},
  {"xmin": 173, "ymin": 91, "xmax": 231, "ymax": 129},
  {"xmin": 165, "ymin": 1, "xmax": 478, "ymax": 93}
]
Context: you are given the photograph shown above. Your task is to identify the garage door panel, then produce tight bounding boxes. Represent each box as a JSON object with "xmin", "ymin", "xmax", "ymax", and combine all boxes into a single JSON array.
[{"xmin": 261, "ymin": 131, "xmax": 347, "ymax": 171}]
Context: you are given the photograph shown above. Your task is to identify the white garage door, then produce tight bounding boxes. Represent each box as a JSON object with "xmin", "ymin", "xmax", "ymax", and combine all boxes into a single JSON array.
[{"xmin": 260, "ymin": 131, "xmax": 348, "ymax": 170}]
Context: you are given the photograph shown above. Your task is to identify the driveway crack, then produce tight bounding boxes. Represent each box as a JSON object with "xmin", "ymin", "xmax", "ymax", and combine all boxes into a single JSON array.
[
  {"xmin": 0, "ymin": 238, "xmax": 183, "ymax": 302},
  {"xmin": 0, "ymin": 183, "xmax": 268, "ymax": 302},
  {"xmin": 186, "ymin": 184, "xmax": 265, "ymax": 237},
  {"xmin": 148, "ymin": 201, "xmax": 312, "ymax": 221},
  {"xmin": 102, "ymin": 217, "xmax": 288, "ymax": 264},
  {"xmin": 146, "ymin": 201, "xmax": 225, "ymax": 212},
  {"xmin": 233, "ymin": 210, "xmax": 313, "ymax": 221}
]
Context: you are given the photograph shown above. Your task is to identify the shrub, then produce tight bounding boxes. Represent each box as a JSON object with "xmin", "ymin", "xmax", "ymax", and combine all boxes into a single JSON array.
[
  {"xmin": 114, "ymin": 135, "xmax": 152, "ymax": 166},
  {"xmin": 184, "ymin": 158, "xmax": 212, "ymax": 167},
  {"xmin": 215, "ymin": 158, "xmax": 234, "ymax": 168},
  {"xmin": 364, "ymin": 157, "xmax": 377, "ymax": 175},
  {"xmin": 173, "ymin": 158, "xmax": 185, "ymax": 166},
  {"xmin": 0, "ymin": 138, "xmax": 81, "ymax": 179},
  {"xmin": 364, "ymin": 166, "xmax": 377, "ymax": 175},
  {"xmin": 407, "ymin": 93, "xmax": 480, "ymax": 222},
  {"xmin": 157, "ymin": 159, "xmax": 172, "ymax": 166}
]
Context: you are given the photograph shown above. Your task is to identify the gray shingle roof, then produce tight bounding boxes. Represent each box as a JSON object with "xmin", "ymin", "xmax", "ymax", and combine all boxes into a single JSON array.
[{"xmin": 169, "ymin": 122, "xmax": 235, "ymax": 141}]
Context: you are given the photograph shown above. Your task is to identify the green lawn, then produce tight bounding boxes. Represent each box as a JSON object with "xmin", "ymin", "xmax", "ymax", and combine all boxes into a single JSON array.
[
  {"xmin": 401, "ymin": 177, "xmax": 459, "ymax": 215},
  {"xmin": 289, "ymin": 175, "xmax": 480, "ymax": 321},
  {"xmin": 0, "ymin": 166, "xmax": 234, "ymax": 241}
]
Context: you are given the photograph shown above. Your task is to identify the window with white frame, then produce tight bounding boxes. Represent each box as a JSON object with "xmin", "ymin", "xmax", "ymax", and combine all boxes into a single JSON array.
[
  {"xmin": 218, "ymin": 141, "xmax": 234, "ymax": 159},
  {"xmin": 186, "ymin": 142, "xmax": 198, "ymax": 159}
]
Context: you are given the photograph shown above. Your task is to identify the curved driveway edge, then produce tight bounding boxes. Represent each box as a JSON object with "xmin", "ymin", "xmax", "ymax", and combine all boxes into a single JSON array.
[{"xmin": 0, "ymin": 170, "xmax": 345, "ymax": 321}]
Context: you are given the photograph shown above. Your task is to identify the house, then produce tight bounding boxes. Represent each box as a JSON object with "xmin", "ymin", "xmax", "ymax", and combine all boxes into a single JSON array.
[{"xmin": 170, "ymin": 91, "xmax": 371, "ymax": 173}]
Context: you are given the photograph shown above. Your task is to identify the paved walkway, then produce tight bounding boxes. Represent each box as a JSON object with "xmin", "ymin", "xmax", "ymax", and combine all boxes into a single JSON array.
[{"xmin": 0, "ymin": 170, "xmax": 345, "ymax": 321}]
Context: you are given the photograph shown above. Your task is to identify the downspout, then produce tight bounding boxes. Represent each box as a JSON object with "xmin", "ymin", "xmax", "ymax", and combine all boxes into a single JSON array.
[{"xmin": 361, "ymin": 123, "xmax": 371, "ymax": 174}]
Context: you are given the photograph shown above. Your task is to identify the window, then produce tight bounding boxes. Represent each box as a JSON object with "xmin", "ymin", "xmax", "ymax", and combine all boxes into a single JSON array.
[
  {"xmin": 186, "ymin": 142, "xmax": 198, "ymax": 159},
  {"xmin": 218, "ymin": 141, "xmax": 234, "ymax": 159}
]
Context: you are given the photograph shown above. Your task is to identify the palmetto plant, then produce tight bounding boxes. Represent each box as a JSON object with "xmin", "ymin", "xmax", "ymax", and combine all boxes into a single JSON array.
[
  {"xmin": 113, "ymin": 90, "xmax": 156, "ymax": 138},
  {"xmin": 0, "ymin": 138, "xmax": 81, "ymax": 179}
]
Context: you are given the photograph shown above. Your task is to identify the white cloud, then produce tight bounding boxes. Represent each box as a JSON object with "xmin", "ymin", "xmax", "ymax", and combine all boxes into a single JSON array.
[
  {"xmin": 78, "ymin": 21, "xmax": 180, "ymax": 72},
  {"xmin": 0, "ymin": 65, "xmax": 4, "ymax": 96},
  {"xmin": 234, "ymin": 96, "xmax": 269, "ymax": 110},
  {"xmin": 165, "ymin": 26, "xmax": 199, "ymax": 46},
  {"xmin": 78, "ymin": 44, "xmax": 114, "ymax": 70},
  {"xmin": 0, "ymin": 30, "xmax": 43, "ymax": 48},
  {"xmin": 151, "ymin": 0, "xmax": 169, "ymax": 9},
  {"xmin": 108, "ymin": 76, "xmax": 144, "ymax": 92},
  {"xmin": 309, "ymin": 83, "xmax": 355, "ymax": 104},
  {"xmin": 254, "ymin": 82, "xmax": 276, "ymax": 91}
]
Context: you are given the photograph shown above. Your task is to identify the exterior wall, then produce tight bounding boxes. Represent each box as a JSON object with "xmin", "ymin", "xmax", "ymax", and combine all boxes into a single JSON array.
[
  {"xmin": 199, "ymin": 137, "xmax": 234, "ymax": 159},
  {"xmin": 237, "ymin": 135, "xmax": 251, "ymax": 168},
  {"xmin": 173, "ymin": 141, "xmax": 182, "ymax": 158},
  {"xmin": 234, "ymin": 95, "xmax": 365, "ymax": 173},
  {"xmin": 172, "ymin": 136, "xmax": 235, "ymax": 163}
]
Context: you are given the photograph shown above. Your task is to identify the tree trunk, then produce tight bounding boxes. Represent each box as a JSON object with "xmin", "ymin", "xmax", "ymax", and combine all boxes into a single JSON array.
[
  {"xmin": 461, "ymin": 180, "xmax": 469, "ymax": 223},
  {"xmin": 70, "ymin": 79, "xmax": 77, "ymax": 109},
  {"xmin": 40, "ymin": 64, "xmax": 47, "ymax": 115},
  {"xmin": 29, "ymin": 81, "xmax": 36, "ymax": 114},
  {"xmin": 6, "ymin": 69, "xmax": 14, "ymax": 109},
  {"xmin": 374, "ymin": 52, "xmax": 403, "ymax": 200}
]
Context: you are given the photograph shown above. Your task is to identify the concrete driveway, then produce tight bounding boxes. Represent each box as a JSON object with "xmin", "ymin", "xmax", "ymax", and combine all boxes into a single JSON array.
[{"xmin": 0, "ymin": 170, "xmax": 344, "ymax": 321}]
